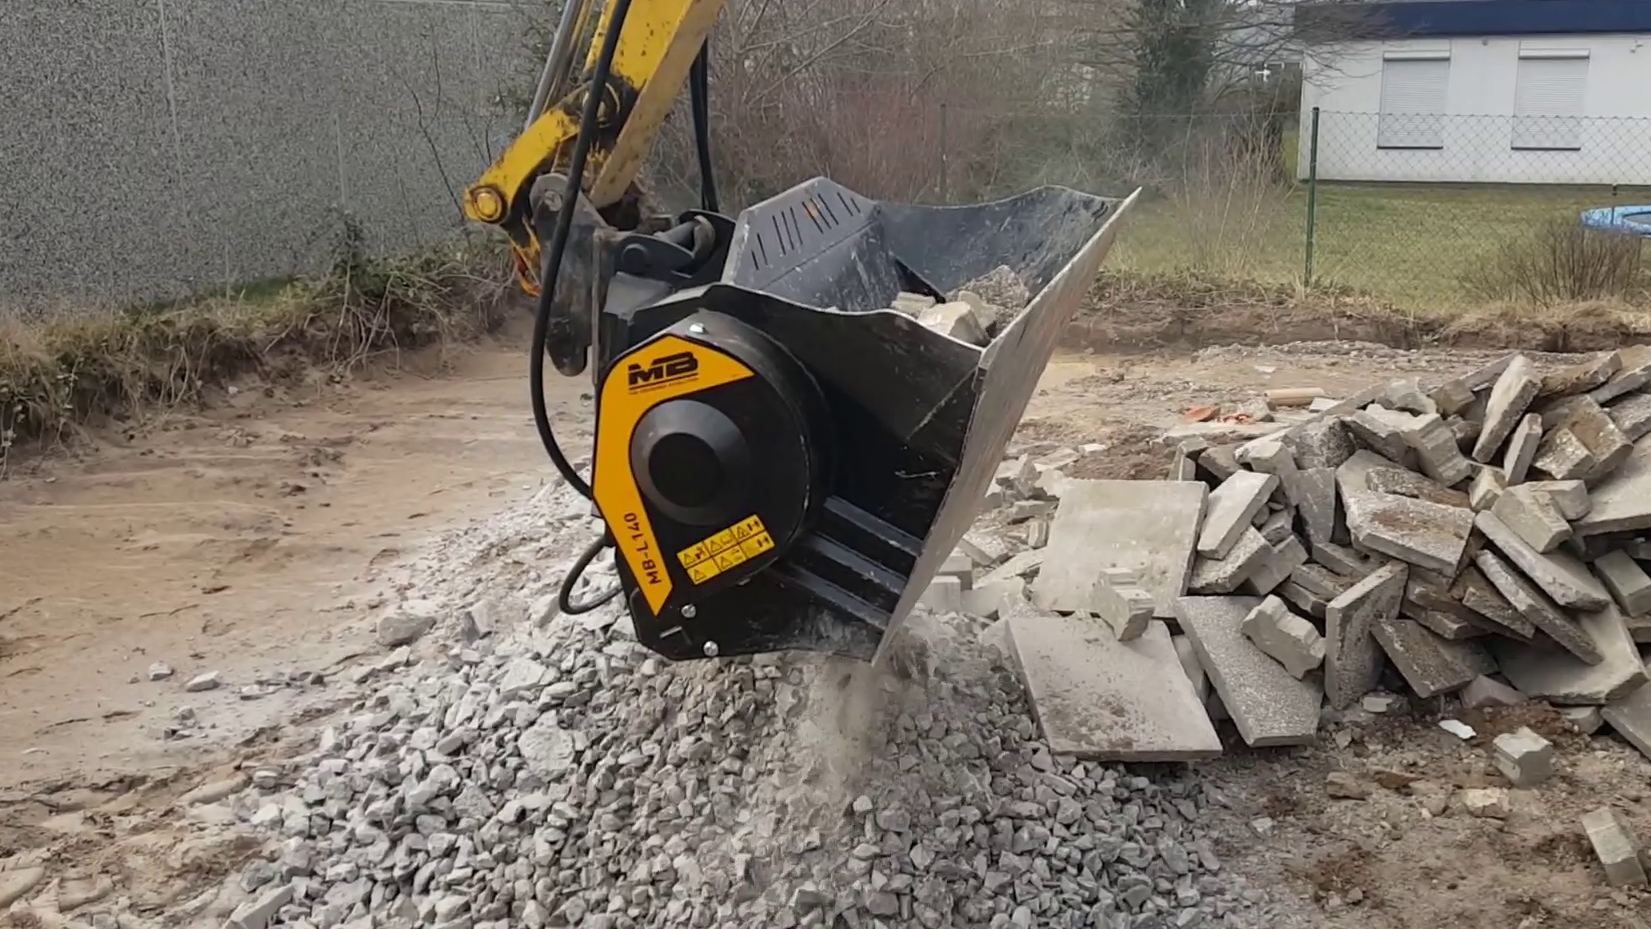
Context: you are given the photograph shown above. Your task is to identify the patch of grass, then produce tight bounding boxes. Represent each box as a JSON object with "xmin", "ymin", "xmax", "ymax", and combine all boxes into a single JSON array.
[
  {"xmin": 0, "ymin": 238, "xmax": 513, "ymax": 473},
  {"xmin": 1113, "ymin": 181, "xmax": 1651, "ymax": 313}
]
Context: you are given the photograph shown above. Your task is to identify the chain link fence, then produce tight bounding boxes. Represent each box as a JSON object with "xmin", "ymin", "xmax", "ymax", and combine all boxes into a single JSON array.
[{"xmin": 902, "ymin": 106, "xmax": 1651, "ymax": 311}]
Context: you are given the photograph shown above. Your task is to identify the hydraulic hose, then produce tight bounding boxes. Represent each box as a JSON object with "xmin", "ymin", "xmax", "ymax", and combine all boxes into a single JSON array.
[
  {"xmin": 530, "ymin": 0, "xmax": 637, "ymax": 502},
  {"xmin": 690, "ymin": 40, "xmax": 719, "ymax": 214}
]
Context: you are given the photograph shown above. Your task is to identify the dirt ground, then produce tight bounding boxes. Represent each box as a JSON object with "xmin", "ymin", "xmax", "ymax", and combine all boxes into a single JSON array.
[{"xmin": 2, "ymin": 317, "xmax": 1647, "ymax": 928}]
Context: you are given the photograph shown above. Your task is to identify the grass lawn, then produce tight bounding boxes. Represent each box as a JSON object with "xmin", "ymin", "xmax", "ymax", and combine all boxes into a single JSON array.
[{"xmin": 1111, "ymin": 181, "xmax": 1651, "ymax": 312}]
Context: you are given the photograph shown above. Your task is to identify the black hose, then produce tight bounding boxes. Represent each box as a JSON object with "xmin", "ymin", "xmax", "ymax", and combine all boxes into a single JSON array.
[
  {"xmin": 560, "ymin": 533, "xmax": 622, "ymax": 614},
  {"xmin": 690, "ymin": 39, "xmax": 719, "ymax": 214},
  {"xmin": 530, "ymin": 0, "xmax": 638, "ymax": 502}
]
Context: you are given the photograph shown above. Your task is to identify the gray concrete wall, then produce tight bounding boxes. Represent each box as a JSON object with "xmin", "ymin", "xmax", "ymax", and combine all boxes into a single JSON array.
[{"xmin": 0, "ymin": 0, "xmax": 541, "ymax": 316}]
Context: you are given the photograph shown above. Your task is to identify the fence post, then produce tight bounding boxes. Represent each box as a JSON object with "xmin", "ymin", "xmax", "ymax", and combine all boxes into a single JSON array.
[
  {"xmin": 938, "ymin": 103, "xmax": 950, "ymax": 205},
  {"xmin": 1304, "ymin": 106, "xmax": 1321, "ymax": 286}
]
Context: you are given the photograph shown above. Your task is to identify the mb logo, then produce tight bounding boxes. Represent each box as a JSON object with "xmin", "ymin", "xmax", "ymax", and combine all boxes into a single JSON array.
[{"xmin": 627, "ymin": 350, "xmax": 699, "ymax": 389}]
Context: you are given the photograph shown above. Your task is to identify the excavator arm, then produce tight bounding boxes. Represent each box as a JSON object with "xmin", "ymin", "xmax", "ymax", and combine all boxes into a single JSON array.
[{"xmin": 463, "ymin": 0, "xmax": 728, "ymax": 292}]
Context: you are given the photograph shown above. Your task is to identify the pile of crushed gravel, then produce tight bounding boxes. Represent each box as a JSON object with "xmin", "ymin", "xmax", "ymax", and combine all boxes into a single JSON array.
[{"xmin": 173, "ymin": 485, "xmax": 1274, "ymax": 929}]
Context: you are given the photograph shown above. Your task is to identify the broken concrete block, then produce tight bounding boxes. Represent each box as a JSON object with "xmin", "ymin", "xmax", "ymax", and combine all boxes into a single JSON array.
[
  {"xmin": 1383, "ymin": 377, "xmax": 1437, "ymax": 415},
  {"xmin": 978, "ymin": 549, "xmax": 1045, "ymax": 587},
  {"xmin": 1259, "ymin": 508, "xmax": 1295, "ymax": 545},
  {"xmin": 921, "ymin": 575, "xmax": 965, "ymax": 613},
  {"xmin": 917, "ymin": 301, "xmax": 987, "ymax": 344},
  {"xmin": 1472, "ymin": 355, "xmax": 1541, "ymax": 462},
  {"xmin": 1560, "ymin": 705, "xmax": 1605, "ymax": 733},
  {"xmin": 1575, "ymin": 438, "xmax": 1651, "ymax": 537},
  {"xmin": 1240, "ymin": 595, "xmax": 1325, "ymax": 679},
  {"xmin": 1629, "ymin": 612, "xmax": 1651, "ymax": 643},
  {"xmin": 1448, "ymin": 415, "xmax": 1481, "ymax": 451},
  {"xmin": 1240, "ymin": 534, "xmax": 1310, "ymax": 597},
  {"xmin": 1561, "ymin": 397, "xmax": 1635, "ymax": 479},
  {"xmin": 1503, "ymin": 414, "xmax": 1543, "ymax": 484},
  {"xmin": 1459, "ymin": 787, "xmax": 1511, "ymax": 819},
  {"xmin": 1491, "ymin": 484, "xmax": 1573, "ymax": 554},
  {"xmin": 1311, "ymin": 540, "xmax": 1379, "ymax": 579},
  {"xmin": 1292, "ymin": 563, "xmax": 1354, "ymax": 600},
  {"xmin": 1602, "ymin": 666, "xmax": 1651, "ymax": 761},
  {"xmin": 1169, "ymin": 446, "xmax": 1199, "ymax": 481},
  {"xmin": 1581, "ymin": 807, "xmax": 1648, "ymax": 888},
  {"xmin": 1325, "ymin": 560, "xmax": 1408, "ymax": 709},
  {"xmin": 1197, "ymin": 471, "xmax": 1280, "ymax": 559},
  {"xmin": 1526, "ymin": 479, "xmax": 1590, "ymax": 519},
  {"xmin": 1162, "ymin": 422, "xmax": 1286, "ymax": 446},
  {"xmin": 1432, "ymin": 378, "xmax": 1478, "ymax": 417},
  {"xmin": 1492, "ymin": 727, "xmax": 1555, "ymax": 787},
  {"xmin": 1588, "ymin": 347, "xmax": 1651, "ymax": 403},
  {"xmin": 1477, "ymin": 510, "xmax": 1613, "ymax": 610},
  {"xmin": 962, "ymin": 575, "xmax": 1026, "ymax": 620},
  {"xmin": 959, "ymin": 532, "xmax": 1010, "ymax": 568},
  {"xmin": 1346, "ymin": 406, "xmax": 1418, "ymax": 463},
  {"xmin": 1540, "ymin": 351, "xmax": 1621, "ymax": 399},
  {"xmin": 940, "ymin": 552, "xmax": 975, "ymax": 587},
  {"xmin": 1595, "ymin": 550, "xmax": 1651, "ymax": 617},
  {"xmin": 1404, "ymin": 413, "xmax": 1475, "ymax": 486},
  {"xmin": 1174, "ymin": 596, "xmax": 1322, "ymax": 746},
  {"xmin": 1092, "ymin": 570, "xmax": 1155, "ymax": 642},
  {"xmin": 1343, "ymin": 489, "xmax": 1474, "ymax": 577},
  {"xmin": 1532, "ymin": 426, "xmax": 1598, "ymax": 481},
  {"xmin": 1407, "ymin": 608, "xmax": 1485, "ymax": 640},
  {"xmin": 1287, "ymin": 416, "xmax": 1355, "ymax": 470},
  {"xmin": 1196, "ymin": 444, "xmax": 1241, "ymax": 482},
  {"xmin": 1371, "ymin": 616, "xmax": 1492, "ymax": 698},
  {"xmin": 1365, "ymin": 467, "xmax": 1469, "ymax": 507},
  {"xmin": 1188, "ymin": 528, "xmax": 1271, "ymax": 595},
  {"xmin": 892, "ymin": 291, "xmax": 937, "ymax": 314},
  {"xmin": 1172, "ymin": 634, "xmax": 1209, "ymax": 703},
  {"xmin": 1009, "ymin": 613, "xmax": 1221, "ymax": 761},
  {"xmin": 1474, "ymin": 548, "xmax": 1602, "ymax": 663},
  {"xmin": 1294, "ymin": 468, "xmax": 1337, "ymax": 545},
  {"xmin": 1608, "ymin": 391, "xmax": 1651, "ymax": 442},
  {"xmin": 1454, "ymin": 565, "xmax": 1538, "ymax": 640},
  {"xmin": 1493, "ymin": 603, "xmax": 1647, "ymax": 705},
  {"xmin": 1024, "ymin": 518, "xmax": 1050, "ymax": 549},
  {"xmin": 1462, "ymin": 675, "xmax": 1527, "ymax": 708},
  {"xmin": 1033, "ymin": 480, "xmax": 1207, "ymax": 618},
  {"xmin": 1277, "ymin": 580, "xmax": 1329, "ymax": 619},
  {"xmin": 1236, "ymin": 437, "xmax": 1295, "ymax": 473},
  {"xmin": 1469, "ymin": 466, "xmax": 1509, "ymax": 511}
]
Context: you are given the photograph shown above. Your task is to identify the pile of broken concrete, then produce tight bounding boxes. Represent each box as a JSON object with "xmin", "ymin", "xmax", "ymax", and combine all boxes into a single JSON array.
[{"xmin": 929, "ymin": 349, "xmax": 1651, "ymax": 773}]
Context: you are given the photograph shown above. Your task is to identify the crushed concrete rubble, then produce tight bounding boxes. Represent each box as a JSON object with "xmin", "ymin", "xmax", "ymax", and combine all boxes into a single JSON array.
[{"xmin": 125, "ymin": 482, "xmax": 1302, "ymax": 929}]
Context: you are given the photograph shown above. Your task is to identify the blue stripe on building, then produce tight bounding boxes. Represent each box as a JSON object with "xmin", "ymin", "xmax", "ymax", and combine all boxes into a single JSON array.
[{"xmin": 1298, "ymin": 0, "xmax": 1651, "ymax": 39}]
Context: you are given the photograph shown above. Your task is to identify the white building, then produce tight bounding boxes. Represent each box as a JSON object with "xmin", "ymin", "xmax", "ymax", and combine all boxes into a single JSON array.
[{"xmin": 1296, "ymin": 0, "xmax": 1651, "ymax": 184}]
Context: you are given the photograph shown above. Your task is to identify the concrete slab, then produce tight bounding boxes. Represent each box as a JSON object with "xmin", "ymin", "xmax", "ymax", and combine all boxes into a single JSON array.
[
  {"xmin": 1503, "ymin": 414, "xmax": 1542, "ymax": 484},
  {"xmin": 1595, "ymin": 550, "xmax": 1651, "ymax": 617},
  {"xmin": 1161, "ymin": 422, "xmax": 1286, "ymax": 446},
  {"xmin": 1172, "ymin": 634, "xmax": 1210, "ymax": 703},
  {"xmin": 1311, "ymin": 541, "xmax": 1379, "ymax": 579},
  {"xmin": 1033, "ymin": 480, "xmax": 1207, "ymax": 618},
  {"xmin": 1173, "ymin": 596, "xmax": 1322, "ymax": 746},
  {"xmin": 1372, "ymin": 616, "xmax": 1492, "ymax": 698},
  {"xmin": 1629, "ymin": 612, "xmax": 1651, "ymax": 643},
  {"xmin": 1344, "ymin": 490, "xmax": 1474, "ymax": 576},
  {"xmin": 1473, "ymin": 355, "xmax": 1541, "ymax": 463},
  {"xmin": 1575, "ymin": 436, "xmax": 1651, "ymax": 537},
  {"xmin": 1277, "ymin": 580, "xmax": 1329, "ymax": 619},
  {"xmin": 1009, "ymin": 614, "xmax": 1221, "ymax": 762},
  {"xmin": 1404, "ymin": 414, "xmax": 1475, "ymax": 486},
  {"xmin": 1286, "ymin": 416, "xmax": 1355, "ymax": 470},
  {"xmin": 1601, "ymin": 670, "xmax": 1651, "ymax": 762},
  {"xmin": 1474, "ymin": 549, "xmax": 1602, "ymax": 663},
  {"xmin": 1324, "ymin": 560, "xmax": 1409, "ymax": 709},
  {"xmin": 1259, "ymin": 508, "xmax": 1296, "ymax": 545},
  {"xmin": 1492, "ymin": 604, "xmax": 1648, "ymax": 705},
  {"xmin": 1477, "ymin": 511, "xmax": 1613, "ymax": 610},
  {"xmin": 1526, "ymin": 479, "xmax": 1590, "ymax": 519},
  {"xmin": 1561, "ymin": 397, "xmax": 1635, "ymax": 479},
  {"xmin": 1462, "ymin": 675, "xmax": 1528, "ymax": 708},
  {"xmin": 1470, "ymin": 465, "xmax": 1508, "ymax": 511},
  {"xmin": 1198, "ymin": 471, "xmax": 1279, "ymax": 559},
  {"xmin": 1240, "ymin": 595, "xmax": 1325, "ymax": 679},
  {"xmin": 1532, "ymin": 426, "xmax": 1597, "ymax": 481},
  {"xmin": 1346, "ymin": 406, "xmax": 1419, "ymax": 463}
]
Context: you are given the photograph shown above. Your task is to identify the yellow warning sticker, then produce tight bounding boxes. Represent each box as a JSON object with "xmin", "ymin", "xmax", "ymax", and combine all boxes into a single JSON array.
[{"xmin": 677, "ymin": 515, "xmax": 774, "ymax": 585}]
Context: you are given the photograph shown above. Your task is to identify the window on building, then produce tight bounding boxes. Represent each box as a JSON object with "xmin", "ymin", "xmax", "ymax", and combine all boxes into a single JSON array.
[
  {"xmin": 1512, "ymin": 51, "xmax": 1589, "ymax": 150},
  {"xmin": 1378, "ymin": 54, "xmax": 1450, "ymax": 149}
]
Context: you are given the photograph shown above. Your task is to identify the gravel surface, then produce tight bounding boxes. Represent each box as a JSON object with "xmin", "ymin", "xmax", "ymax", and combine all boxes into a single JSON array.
[{"xmin": 174, "ymin": 484, "xmax": 1284, "ymax": 929}]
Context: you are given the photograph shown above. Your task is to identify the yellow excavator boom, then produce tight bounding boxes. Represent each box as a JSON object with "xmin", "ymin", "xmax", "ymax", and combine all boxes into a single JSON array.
[{"xmin": 463, "ymin": 0, "xmax": 728, "ymax": 293}]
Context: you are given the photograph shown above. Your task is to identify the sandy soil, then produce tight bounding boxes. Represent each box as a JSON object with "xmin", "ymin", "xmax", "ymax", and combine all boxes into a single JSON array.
[{"xmin": 1, "ymin": 325, "xmax": 1646, "ymax": 928}]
